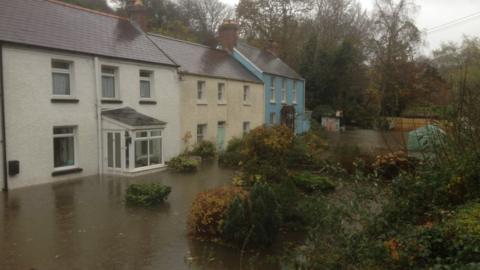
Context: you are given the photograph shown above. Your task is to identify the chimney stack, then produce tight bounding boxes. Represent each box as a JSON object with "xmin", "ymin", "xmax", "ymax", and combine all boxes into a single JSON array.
[
  {"xmin": 217, "ymin": 19, "xmax": 239, "ymax": 53},
  {"xmin": 265, "ymin": 39, "xmax": 279, "ymax": 56},
  {"xmin": 126, "ymin": 0, "xmax": 148, "ymax": 32}
]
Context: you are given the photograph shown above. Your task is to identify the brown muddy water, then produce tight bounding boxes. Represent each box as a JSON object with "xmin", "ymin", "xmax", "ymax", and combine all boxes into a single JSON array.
[
  {"xmin": 326, "ymin": 129, "xmax": 408, "ymax": 153},
  {"xmin": 0, "ymin": 161, "xmax": 285, "ymax": 270}
]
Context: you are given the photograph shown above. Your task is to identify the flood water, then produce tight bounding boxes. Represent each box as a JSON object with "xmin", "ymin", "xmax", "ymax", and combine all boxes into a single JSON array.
[
  {"xmin": 326, "ymin": 128, "xmax": 408, "ymax": 153},
  {"xmin": 0, "ymin": 161, "xmax": 275, "ymax": 270}
]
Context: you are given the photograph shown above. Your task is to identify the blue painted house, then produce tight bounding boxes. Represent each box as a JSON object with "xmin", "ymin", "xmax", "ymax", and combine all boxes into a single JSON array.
[{"xmin": 216, "ymin": 22, "xmax": 309, "ymax": 134}]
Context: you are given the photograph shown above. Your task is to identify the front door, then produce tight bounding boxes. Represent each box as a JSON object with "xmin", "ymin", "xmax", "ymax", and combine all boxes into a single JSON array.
[
  {"xmin": 105, "ymin": 131, "xmax": 122, "ymax": 171},
  {"xmin": 217, "ymin": 121, "xmax": 226, "ymax": 151},
  {"xmin": 281, "ymin": 105, "xmax": 296, "ymax": 131}
]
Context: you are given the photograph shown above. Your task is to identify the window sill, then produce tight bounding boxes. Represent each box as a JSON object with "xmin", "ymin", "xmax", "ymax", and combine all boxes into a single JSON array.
[
  {"xmin": 52, "ymin": 167, "xmax": 83, "ymax": 177},
  {"xmin": 51, "ymin": 98, "xmax": 79, "ymax": 104},
  {"xmin": 217, "ymin": 102, "xmax": 227, "ymax": 106},
  {"xmin": 243, "ymin": 103, "xmax": 251, "ymax": 107},
  {"xmin": 197, "ymin": 101, "xmax": 208, "ymax": 106},
  {"xmin": 139, "ymin": 100, "xmax": 157, "ymax": 105},
  {"xmin": 101, "ymin": 99, "xmax": 123, "ymax": 104},
  {"xmin": 270, "ymin": 100, "xmax": 276, "ymax": 104}
]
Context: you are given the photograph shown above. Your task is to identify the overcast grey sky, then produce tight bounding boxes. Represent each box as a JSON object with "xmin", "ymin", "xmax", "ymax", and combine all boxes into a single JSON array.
[{"xmin": 219, "ymin": 0, "xmax": 480, "ymax": 54}]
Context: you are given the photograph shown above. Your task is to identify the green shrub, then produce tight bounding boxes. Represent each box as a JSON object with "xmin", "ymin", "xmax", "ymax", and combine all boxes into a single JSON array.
[
  {"xmin": 167, "ymin": 155, "xmax": 200, "ymax": 172},
  {"xmin": 222, "ymin": 182, "xmax": 281, "ymax": 247},
  {"xmin": 190, "ymin": 141, "xmax": 216, "ymax": 159},
  {"xmin": 272, "ymin": 179, "xmax": 305, "ymax": 227},
  {"xmin": 218, "ymin": 137, "xmax": 245, "ymax": 168},
  {"xmin": 125, "ymin": 183, "xmax": 171, "ymax": 207},
  {"xmin": 188, "ymin": 187, "xmax": 248, "ymax": 239},
  {"xmin": 292, "ymin": 172, "xmax": 336, "ymax": 194}
]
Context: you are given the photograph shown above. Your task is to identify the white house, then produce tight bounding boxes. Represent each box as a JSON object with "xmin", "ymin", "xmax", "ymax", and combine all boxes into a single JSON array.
[{"xmin": 0, "ymin": 0, "xmax": 182, "ymax": 189}]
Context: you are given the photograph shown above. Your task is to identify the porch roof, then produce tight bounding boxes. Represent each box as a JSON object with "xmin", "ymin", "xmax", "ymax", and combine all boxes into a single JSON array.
[{"xmin": 102, "ymin": 107, "xmax": 166, "ymax": 128}]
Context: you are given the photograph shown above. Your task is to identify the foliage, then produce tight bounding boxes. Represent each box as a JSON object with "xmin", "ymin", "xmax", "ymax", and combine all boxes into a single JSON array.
[
  {"xmin": 218, "ymin": 137, "xmax": 246, "ymax": 168},
  {"xmin": 222, "ymin": 196, "xmax": 249, "ymax": 244},
  {"xmin": 190, "ymin": 141, "xmax": 217, "ymax": 159},
  {"xmin": 292, "ymin": 172, "xmax": 336, "ymax": 194},
  {"xmin": 167, "ymin": 155, "xmax": 200, "ymax": 172},
  {"xmin": 287, "ymin": 130, "xmax": 328, "ymax": 169},
  {"xmin": 240, "ymin": 125, "xmax": 294, "ymax": 184},
  {"xmin": 272, "ymin": 179, "xmax": 305, "ymax": 227},
  {"xmin": 372, "ymin": 150, "xmax": 416, "ymax": 179},
  {"xmin": 125, "ymin": 183, "xmax": 171, "ymax": 207}
]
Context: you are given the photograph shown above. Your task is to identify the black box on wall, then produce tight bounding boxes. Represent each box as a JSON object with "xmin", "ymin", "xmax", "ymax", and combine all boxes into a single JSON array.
[{"xmin": 8, "ymin": 160, "xmax": 19, "ymax": 176}]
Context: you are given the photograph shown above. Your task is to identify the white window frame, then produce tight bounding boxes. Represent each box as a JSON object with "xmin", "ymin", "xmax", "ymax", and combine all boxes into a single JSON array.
[
  {"xmin": 243, "ymin": 85, "xmax": 250, "ymax": 105},
  {"xmin": 197, "ymin": 81, "xmax": 206, "ymax": 104},
  {"xmin": 217, "ymin": 83, "xmax": 226, "ymax": 104},
  {"xmin": 270, "ymin": 77, "xmax": 276, "ymax": 103},
  {"xmin": 281, "ymin": 79, "xmax": 287, "ymax": 104},
  {"xmin": 292, "ymin": 81, "xmax": 297, "ymax": 104},
  {"xmin": 101, "ymin": 66, "xmax": 119, "ymax": 99},
  {"xmin": 53, "ymin": 126, "xmax": 78, "ymax": 171},
  {"xmin": 270, "ymin": 112, "xmax": 276, "ymax": 125},
  {"xmin": 197, "ymin": 124, "xmax": 207, "ymax": 142},
  {"xmin": 52, "ymin": 60, "xmax": 74, "ymax": 98},
  {"xmin": 243, "ymin": 121, "xmax": 250, "ymax": 135},
  {"xmin": 139, "ymin": 70, "xmax": 154, "ymax": 99},
  {"xmin": 131, "ymin": 129, "xmax": 164, "ymax": 171}
]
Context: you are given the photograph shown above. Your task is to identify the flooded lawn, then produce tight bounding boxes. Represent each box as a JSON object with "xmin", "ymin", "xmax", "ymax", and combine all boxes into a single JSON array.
[
  {"xmin": 0, "ymin": 161, "xmax": 270, "ymax": 270},
  {"xmin": 326, "ymin": 128, "xmax": 408, "ymax": 152}
]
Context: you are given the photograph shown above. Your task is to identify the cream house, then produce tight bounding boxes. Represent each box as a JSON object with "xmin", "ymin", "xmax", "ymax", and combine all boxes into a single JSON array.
[
  {"xmin": 149, "ymin": 34, "xmax": 264, "ymax": 151},
  {"xmin": 0, "ymin": 0, "xmax": 181, "ymax": 189}
]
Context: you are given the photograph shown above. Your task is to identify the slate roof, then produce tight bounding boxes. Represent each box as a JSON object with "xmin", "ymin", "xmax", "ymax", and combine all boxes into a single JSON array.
[
  {"xmin": 148, "ymin": 34, "xmax": 262, "ymax": 83},
  {"xmin": 0, "ymin": 0, "xmax": 176, "ymax": 66},
  {"xmin": 236, "ymin": 42, "xmax": 303, "ymax": 80},
  {"xmin": 102, "ymin": 107, "xmax": 166, "ymax": 127}
]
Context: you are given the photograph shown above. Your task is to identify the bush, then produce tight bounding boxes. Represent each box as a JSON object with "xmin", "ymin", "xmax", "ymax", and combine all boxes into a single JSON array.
[
  {"xmin": 218, "ymin": 137, "xmax": 246, "ymax": 168},
  {"xmin": 272, "ymin": 179, "xmax": 305, "ymax": 227},
  {"xmin": 372, "ymin": 151, "xmax": 416, "ymax": 179},
  {"xmin": 222, "ymin": 183, "xmax": 281, "ymax": 247},
  {"xmin": 190, "ymin": 141, "xmax": 216, "ymax": 159},
  {"xmin": 167, "ymin": 155, "xmax": 200, "ymax": 172},
  {"xmin": 292, "ymin": 172, "xmax": 336, "ymax": 194},
  {"xmin": 188, "ymin": 187, "xmax": 247, "ymax": 239},
  {"xmin": 241, "ymin": 125, "xmax": 294, "ymax": 184},
  {"xmin": 287, "ymin": 131, "xmax": 328, "ymax": 169},
  {"xmin": 125, "ymin": 183, "xmax": 171, "ymax": 207}
]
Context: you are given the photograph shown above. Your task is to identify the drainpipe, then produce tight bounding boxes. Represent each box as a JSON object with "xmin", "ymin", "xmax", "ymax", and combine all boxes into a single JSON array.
[
  {"xmin": 94, "ymin": 57, "xmax": 103, "ymax": 175},
  {"xmin": 0, "ymin": 43, "xmax": 8, "ymax": 191}
]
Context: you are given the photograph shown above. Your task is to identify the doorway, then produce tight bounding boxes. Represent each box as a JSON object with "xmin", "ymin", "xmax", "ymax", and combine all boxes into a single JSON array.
[
  {"xmin": 217, "ymin": 121, "xmax": 226, "ymax": 151},
  {"xmin": 105, "ymin": 131, "xmax": 123, "ymax": 171}
]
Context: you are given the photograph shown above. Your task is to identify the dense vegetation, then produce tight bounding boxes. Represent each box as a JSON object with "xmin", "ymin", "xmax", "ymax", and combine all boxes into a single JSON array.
[{"xmin": 125, "ymin": 183, "xmax": 172, "ymax": 206}]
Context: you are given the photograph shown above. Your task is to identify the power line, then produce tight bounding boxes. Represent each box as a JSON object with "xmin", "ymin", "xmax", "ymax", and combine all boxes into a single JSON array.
[{"xmin": 426, "ymin": 11, "xmax": 480, "ymax": 34}]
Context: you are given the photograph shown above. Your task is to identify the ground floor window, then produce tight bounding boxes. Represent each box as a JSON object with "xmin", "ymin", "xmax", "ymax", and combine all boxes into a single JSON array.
[
  {"xmin": 53, "ymin": 126, "xmax": 76, "ymax": 169},
  {"xmin": 197, "ymin": 124, "xmax": 207, "ymax": 143},
  {"xmin": 134, "ymin": 130, "xmax": 162, "ymax": 168},
  {"xmin": 243, "ymin": 121, "xmax": 250, "ymax": 135},
  {"xmin": 269, "ymin": 112, "xmax": 276, "ymax": 125}
]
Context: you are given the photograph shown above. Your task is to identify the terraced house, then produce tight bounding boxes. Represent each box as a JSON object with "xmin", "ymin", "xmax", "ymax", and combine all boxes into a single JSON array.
[
  {"xmin": 0, "ymin": 0, "xmax": 182, "ymax": 189},
  {"xmin": 217, "ymin": 22, "xmax": 310, "ymax": 134},
  {"xmin": 149, "ymin": 34, "xmax": 264, "ymax": 151}
]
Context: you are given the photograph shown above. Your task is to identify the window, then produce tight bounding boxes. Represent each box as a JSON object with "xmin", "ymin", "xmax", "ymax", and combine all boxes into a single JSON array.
[
  {"xmin": 197, "ymin": 124, "xmax": 207, "ymax": 142},
  {"xmin": 197, "ymin": 81, "xmax": 206, "ymax": 102},
  {"xmin": 243, "ymin": 85, "xmax": 250, "ymax": 103},
  {"xmin": 281, "ymin": 79, "xmax": 287, "ymax": 103},
  {"xmin": 270, "ymin": 77, "xmax": 276, "ymax": 103},
  {"xmin": 218, "ymin": 83, "xmax": 225, "ymax": 103},
  {"xmin": 134, "ymin": 130, "xmax": 162, "ymax": 168},
  {"xmin": 292, "ymin": 81, "xmax": 297, "ymax": 104},
  {"xmin": 102, "ymin": 66, "xmax": 117, "ymax": 98},
  {"xmin": 269, "ymin": 112, "xmax": 276, "ymax": 125},
  {"xmin": 140, "ymin": 70, "xmax": 153, "ymax": 98},
  {"xmin": 52, "ymin": 60, "xmax": 72, "ymax": 96},
  {"xmin": 243, "ymin": 121, "xmax": 250, "ymax": 135},
  {"xmin": 53, "ymin": 127, "xmax": 76, "ymax": 169}
]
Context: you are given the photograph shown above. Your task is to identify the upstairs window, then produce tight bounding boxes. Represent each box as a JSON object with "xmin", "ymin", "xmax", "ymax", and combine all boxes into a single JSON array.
[
  {"xmin": 197, "ymin": 81, "xmax": 206, "ymax": 102},
  {"xmin": 218, "ymin": 83, "xmax": 225, "ymax": 103},
  {"xmin": 53, "ymin": 126, "xmax": 77, "ymax": 169},
  {"xmin": 292, "ymin": 81, "xmax": 297, "ymax": 104},
  {"xmin": 52, "ymin": 60, "xmax": 72, "ymax": 96},
  {"xmin": 270, "ymin": 77, "xmax": 276, "ymax": 102},
  {"xmin": 140, "ymin": 70, "xmax": 153, "ymax": 99},
  {"xmin": 243, "ymin": 85, "xmax": 250, "ymax": 103},
  {"xmin": 101, "ymin": 66, "xmax": 117, "ymax": 98},
  {"xmin": 281, "ymin": 79, "xmax": 287, "ymax": 103}
]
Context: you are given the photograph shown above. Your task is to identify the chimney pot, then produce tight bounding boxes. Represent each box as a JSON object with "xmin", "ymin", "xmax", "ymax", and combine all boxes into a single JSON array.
[
  {"xmin": 126, "ymin": 0, "xmax": 148, "ymax": 32},
  {"xmin": 217, "ymin": 19, "xmax": 239, "ymax": 53},
  {"xmin": 266, "ymin": 39, "xmax": 279, "ymax": 56}
]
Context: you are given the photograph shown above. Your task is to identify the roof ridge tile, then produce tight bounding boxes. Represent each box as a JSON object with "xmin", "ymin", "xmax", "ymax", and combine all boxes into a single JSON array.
[{"xmin": 46, "ymin": 0, "xmax": 127, "ymax": 20}]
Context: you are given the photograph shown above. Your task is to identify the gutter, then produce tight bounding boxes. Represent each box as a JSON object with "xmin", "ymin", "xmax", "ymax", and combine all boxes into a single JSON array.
[{"xmin": 0, "ymin": 43, "xmax": 8, "ymax": 191}]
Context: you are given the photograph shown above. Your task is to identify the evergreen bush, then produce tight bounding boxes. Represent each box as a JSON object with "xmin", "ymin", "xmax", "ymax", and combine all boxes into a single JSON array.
[{"xmin": 125, "ymin": 183, "xmax": 171, "ymax": 207}]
